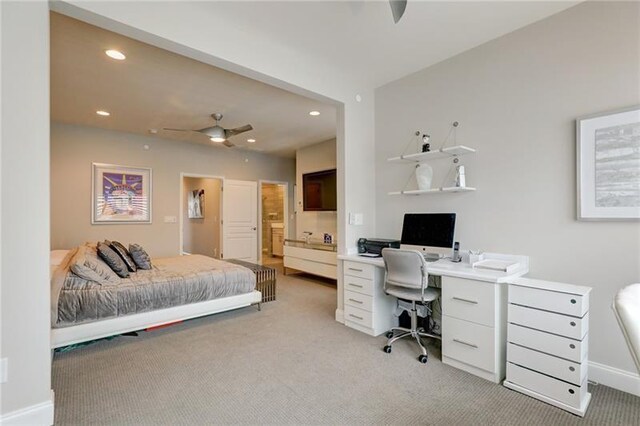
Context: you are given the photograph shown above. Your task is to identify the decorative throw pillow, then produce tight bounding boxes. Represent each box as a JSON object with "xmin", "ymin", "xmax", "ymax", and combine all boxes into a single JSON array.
[
  {"xmin": 97, "ymin": 242, "xmax": 130, "ymax": 278},
  {"xmin": 109, "ymin": 240, "xmax": 137, "ymax": 272},
  {"xmin": 69, "ymin": 244, "xmax": 120, "ymax": 285},
  {"xmin": 129, "ymin": 243, "xmax": 152, "ymax": 270}
]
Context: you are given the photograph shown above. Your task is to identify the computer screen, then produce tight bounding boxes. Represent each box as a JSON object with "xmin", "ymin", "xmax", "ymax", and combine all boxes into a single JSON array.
[{"xmin": 400, "ymin": 213, "xmax": 456, "ymax": 258}]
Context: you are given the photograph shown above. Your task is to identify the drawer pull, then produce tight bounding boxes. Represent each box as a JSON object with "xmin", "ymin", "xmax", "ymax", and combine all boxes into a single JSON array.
[
  {"xmin": 348, "ymin": 283, "xmax": 363, "ymax": 288},
  {"xmin": 569, "ymin": 343, "xmax": 576, "ymax": 349},
  {"xmin": 569, "ymin": 366, "xmax": 575, "ymax": 372},
  {"xmin": 570, "ymin": 321, "xmax": 576, "ymax": 327},
  {"xmin": 348, "ymin": 298, "xmax": 363, "ymax": 304},
  {"xmin": 453, "ymin": 338, "xmax": 478, "ymax": 349},
  {"xmin": 568, "ymin": 389, "xmax": 575, "ymax": 395},
  {"xmin": 570, "ymin": 299, "xmax": 577, "ymax": 304},
  {"xmin": 348, "ymin": 267, "xmax": 363, "ymax": 272},
  {"xmin": 349, "ymin": 313, "xmax": 363, "ymax": 320},
  {"xmin": 452, "ymin": 297, "xmax": 478, "ymax": 305}
]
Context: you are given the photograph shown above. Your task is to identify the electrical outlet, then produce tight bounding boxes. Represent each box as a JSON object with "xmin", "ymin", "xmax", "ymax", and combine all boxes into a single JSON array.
[
  {"xmin": 0, "ymin": 358, "xmax": 8, "ymax": 383},
  {"xmin": 164, "ymin": 216, "xmax": 177, "ymax": 223}
]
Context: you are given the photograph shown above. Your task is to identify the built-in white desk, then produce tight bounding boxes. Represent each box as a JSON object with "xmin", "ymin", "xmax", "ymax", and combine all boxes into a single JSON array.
[{"xmin": 338, "ymin": 253, "xmax": 529, "ymax": 383}]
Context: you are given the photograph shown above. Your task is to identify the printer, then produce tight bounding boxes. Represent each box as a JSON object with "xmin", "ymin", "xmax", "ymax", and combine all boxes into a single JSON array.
[{"xmin": 357, "ymin": 238, "xmax": 401, "ymax": 257}]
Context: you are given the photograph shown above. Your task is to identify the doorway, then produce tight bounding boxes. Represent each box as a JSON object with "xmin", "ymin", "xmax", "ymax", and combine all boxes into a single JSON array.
[
  {"xmin": 181, "ymin": 175, "xmax": 223, "ymax": 258},
  {"xmin": 260, "ymin": 181, "xmax": 288, "ymax": 267}
]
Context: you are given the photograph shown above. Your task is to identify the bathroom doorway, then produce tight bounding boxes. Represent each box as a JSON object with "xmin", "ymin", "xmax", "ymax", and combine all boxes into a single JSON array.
[
  {"xmin": 259, "ymin": 181, "xmax": 288, "ymax": 267},
  {"xmin": 180, "ymin": 174, "xmax": 223, "ymax": 258}
]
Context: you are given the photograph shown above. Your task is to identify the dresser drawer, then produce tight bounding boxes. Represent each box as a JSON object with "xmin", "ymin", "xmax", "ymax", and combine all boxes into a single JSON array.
[
  {"xmin": 510, "ymin": 285, "xmax": 587, "ymax": 317},
  {"xmin": 508, "ymin": 343, "xmax": 586, "ymax": 386},
  {"xmin": 508, "ymin": 323, "xmax": 587, "ymax": 363},
  {"xmin": 509, "ymin": 304, "xmax": 588, "ymax": 340},
  {"xmin": 442, "ymin": 315, "xmax": 496, "ymax": 373},
  {"xmin": 344, "ymin": 261, "xmax": 375, "ymax": 280},
  {"xmin": 507, "ymin": 362, "xmax": 587, "ymax": 409},
  {"xmin": 344, "ymin": 290, "xmax": 373, "ymax": 312},
  {"xmin": 344, "ymin": 304, "xmax": 373, "ymax": 328},
  {"xmin": 442, "ymin": 277, "xmax": 496, "ymax": 327},
  {"xmin": 343, "ymin": 275, "xmax": 374, "ymax": 296}
]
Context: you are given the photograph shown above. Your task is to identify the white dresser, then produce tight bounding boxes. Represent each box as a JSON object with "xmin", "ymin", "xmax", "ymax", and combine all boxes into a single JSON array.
[
  {"xmin": 504, "ymin": 277, "xmax": 592, "ymax": 417},
  {"xmin": 343, "ymin": 260, "xmax": 397, "ymax": 336}
]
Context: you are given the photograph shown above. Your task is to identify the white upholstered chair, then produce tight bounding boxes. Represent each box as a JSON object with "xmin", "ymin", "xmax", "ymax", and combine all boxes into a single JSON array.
[{"xmin": 612, "ymin": 283, "xmax": 640, "ymax": 373}]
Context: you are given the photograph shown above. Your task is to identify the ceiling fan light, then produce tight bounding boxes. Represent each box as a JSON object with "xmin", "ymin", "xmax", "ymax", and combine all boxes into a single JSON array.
[{"xmin": 210, "ymin": 137, "xmax": 225, "ymax": 143}]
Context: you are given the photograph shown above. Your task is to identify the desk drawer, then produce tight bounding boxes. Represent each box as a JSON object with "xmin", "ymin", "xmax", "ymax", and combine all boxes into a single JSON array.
[
  {"xmin": 508, "ymin": 323, "xmax": 587, "ymax": 363},
  {"xmin": 442, "ymin": 277, "xmax": 496, "ymax": 327},
  {"xmin": 507, "ymin": 362, "xmax": 587, "ymax": 409},
  {"xmin": 344, "ymin": 304, "xmax": 373, "ymax": 328},
  {"xmin": 343, "ymin": 275, "xmax": 374, "ymax": 296},
  {"xmin": 510, "ymin": 285, "xmax": 587, "ymax": 317},
  {"xmin": 509, "ymin": 304, "xmax": 588, "ymax": 340},
  {"xmin": 442, "ymin": 315, "xmax": 496, "ymax": 373},
  {"xmin": 344, "ymin": 290, "xmax": 373, "ymax": 312},
  {"xmin": 508, "ymin": 343, "xmax": 586, "ymax": 386},
  {"xmin": 344, "ymin": 261, "xmax": 375, "ymax": 280}
]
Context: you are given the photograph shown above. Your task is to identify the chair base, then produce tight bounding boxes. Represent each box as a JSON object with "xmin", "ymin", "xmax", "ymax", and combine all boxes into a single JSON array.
[{"xmin": 383, "ymin": 301, "xmax": 441, "ymax": 363}]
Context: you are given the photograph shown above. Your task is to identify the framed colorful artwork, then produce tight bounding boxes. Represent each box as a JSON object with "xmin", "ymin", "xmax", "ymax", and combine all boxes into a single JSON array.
[
  {"xmin": 92, "ymin": 163, "xmax": 152, "ymax": 224},
  {"xmin": 577, "ymin": 106, "xmax": 640, "ymax": 220}
]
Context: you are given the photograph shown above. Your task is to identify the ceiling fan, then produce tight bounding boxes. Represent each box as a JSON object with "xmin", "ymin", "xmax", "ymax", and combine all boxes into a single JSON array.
[{"xmin": 163, "ymin": 113, "xmax": 253, "ymax": 147}]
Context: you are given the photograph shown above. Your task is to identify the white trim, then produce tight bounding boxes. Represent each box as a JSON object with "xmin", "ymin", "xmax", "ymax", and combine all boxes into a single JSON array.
[
  {"xmin": 335, "ymin": 308, "xmax": 344, "ymax": 323},
  {"xmin": 258, "ymin": 180, "xmax": 289, "ymax": 264},
  {"xmin": 0, "ymin": 390, "xmax": 54, "ymax": 425},
  {"xmin": 179, "ymin": 173, "xmax": 224, "ymax": 257},
  {"xmin": 51, "ymin": 291, "xmax": 261, "ymax": 348},
  {"xmin": 589, "ymin": 360, "xmax": 640, "ymax": 397}
]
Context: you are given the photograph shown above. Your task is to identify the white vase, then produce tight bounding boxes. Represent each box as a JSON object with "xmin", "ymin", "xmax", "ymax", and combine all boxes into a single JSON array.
[{"xmin": 415, "ymin": 162, "xmax": 433, "ymax": 190}]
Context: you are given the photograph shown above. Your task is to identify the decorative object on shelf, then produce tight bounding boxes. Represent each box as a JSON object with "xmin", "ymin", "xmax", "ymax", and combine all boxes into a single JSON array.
[
  {"xmin": 92, "ymin": 163, "xmax": 152, "ymax": 224},
  {"xmin": 415, "ymin": 162, "xmax": 434, "ymax": 190},
  {"xmin": 421, "ymin": 134, "xmax": 431, "ymax": 152},
  {"xmin": 323, "ymin": 233, "xmax": 334, "ymax": 244},
  {"xmin": 187, "ymin": 189, "xmax": 205, "ymax": 219},
  {"xmin": 577, "ymin": 105, "xmax": 639, "ymax": 220},
  {"xmin": 455, "ymin": 164, "xmax": 466, "ymax": 188}
]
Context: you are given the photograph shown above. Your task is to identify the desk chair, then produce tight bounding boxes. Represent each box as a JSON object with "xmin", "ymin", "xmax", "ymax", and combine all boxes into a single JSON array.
[
  {"xmin": 381, "ymin": 248, "xmax": 441, "ymax": 364},
  {"xmin": 613, "ymin": 283, "xmax": 640, "ymax": 373}
]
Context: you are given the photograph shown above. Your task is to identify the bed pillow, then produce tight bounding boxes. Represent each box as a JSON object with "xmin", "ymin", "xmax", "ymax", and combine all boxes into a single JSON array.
[
  {"xmin": 109, "ymin": 240, "xmax": 137, "ymax": 272},
  {"xmin": 129, "ymin": 243, "xmax": 152, "ymax": 270},
  {"xmin": 97, "ymin": 242, "xmax": 130, "ymax": 278},
  {"xmin": 69, "ymin": 244, "xmax": 121, "ymax": 285}
]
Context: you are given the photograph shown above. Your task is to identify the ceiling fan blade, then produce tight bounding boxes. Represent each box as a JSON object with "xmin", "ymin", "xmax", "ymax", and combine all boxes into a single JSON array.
[
  {"xmin": 389, "ymin": 0, "xmax": 407, "ymax": 23},
  {"xmin": 162, "ymin": 127, "xmax": 192, "ymax": 132},
  {"xmin": 223, "ymin": 140, "xmax": 235, "ymax": 148},
  {"xmin": 225, "ymin": 124, "xmax": 253, "ymax": 137}
]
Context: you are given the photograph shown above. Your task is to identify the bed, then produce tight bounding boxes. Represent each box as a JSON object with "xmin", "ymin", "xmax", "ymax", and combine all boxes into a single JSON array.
[{"xmin": 50, "ymin": 244, "xmax": 261, "ymax": 348}]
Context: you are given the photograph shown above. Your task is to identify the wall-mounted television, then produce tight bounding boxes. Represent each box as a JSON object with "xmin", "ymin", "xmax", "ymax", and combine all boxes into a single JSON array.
[{"xmin": 303, "ymin": 169, "xmax": 337, "ymax": 211}]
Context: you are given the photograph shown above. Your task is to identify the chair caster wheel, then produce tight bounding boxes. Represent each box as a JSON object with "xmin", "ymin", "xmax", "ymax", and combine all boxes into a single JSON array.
[
  {"xmin": 386, "ymin": 331, "xmax": 394, "ymax": 338},
  {"xmin": 383, "ymin": 345, "xmax": 392, "ymax": 354},
  {"xmin": 418, "ymin": 355, "xmax": 428, "ymax": 364}
]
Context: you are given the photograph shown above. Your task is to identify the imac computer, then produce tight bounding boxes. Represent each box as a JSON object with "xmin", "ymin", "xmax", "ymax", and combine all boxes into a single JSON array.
[{"xmin": 400, "ymin": 213, "xmax": 456, "ymax": 262}]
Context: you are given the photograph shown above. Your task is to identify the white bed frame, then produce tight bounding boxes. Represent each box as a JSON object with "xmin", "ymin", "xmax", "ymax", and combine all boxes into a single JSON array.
[{"xmin": 51, "ymin": 290, "xmax": 262, "ymax": 348}]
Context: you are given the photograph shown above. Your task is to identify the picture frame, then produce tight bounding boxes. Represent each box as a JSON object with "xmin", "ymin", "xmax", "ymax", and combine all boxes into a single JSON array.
[
  {"xmin": 187, "ymin": 189, "xmax": 205, "ymax": 219},
  {"xmin": 92, "ymin": 163, "xmax": 152, "ymax": 224},
  {"xmin": 577, "ymin": 106, "xmax": 640, "ymax": 221}
]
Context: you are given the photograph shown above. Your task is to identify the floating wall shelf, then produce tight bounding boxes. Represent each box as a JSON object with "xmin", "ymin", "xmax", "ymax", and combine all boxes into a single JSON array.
[
  {"xmin": 387, "ymin": 145, "xmax": 476, "ymax": 163},
  {"xmin": 388, "ymin": 187, "xmax": 476, "ymax": 196}
]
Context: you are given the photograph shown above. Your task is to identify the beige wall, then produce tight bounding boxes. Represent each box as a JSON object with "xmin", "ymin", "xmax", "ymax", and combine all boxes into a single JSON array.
[
  {"xmin": 182, "ymin": 177, "xmax": 221, "ymax": 258},
  {"xmin": 295, "ymin": 138, "xmax": 337, "ymax": 241},
  {"xmin": 51, "ymin": 122, "xmax": 296, "ymax": 257},
  {"xmin": 375, "ymin": 1, "xmax": 640, "ymax": 376}
]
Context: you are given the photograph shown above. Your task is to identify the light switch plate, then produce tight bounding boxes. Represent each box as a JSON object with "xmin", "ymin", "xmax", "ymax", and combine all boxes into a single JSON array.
[
  {"xmin": 349, "ymin": 213, "xmax": 363, "ymax": 225},
  {"xmin": 164, "ymin": 216, "xmax": 177, "ymax": 223}
]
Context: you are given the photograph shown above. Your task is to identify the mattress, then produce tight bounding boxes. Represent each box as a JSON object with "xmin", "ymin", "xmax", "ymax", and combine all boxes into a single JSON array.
[{"xmin": 51, "ymin": 250, "xmax": 256, "ymax": 328}]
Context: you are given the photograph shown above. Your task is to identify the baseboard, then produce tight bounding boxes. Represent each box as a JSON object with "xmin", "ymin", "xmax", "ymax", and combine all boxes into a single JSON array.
[
  {"xmin": 1, "ymin": 390, "xmax": 54, "ymax": 425},
  {"xmin": 335, "ymin": 308, "xmax": 344, "ymax": 324},
  {"xmin": 589, "ymin": 361, "xmax": 640, "ymax": 397}
]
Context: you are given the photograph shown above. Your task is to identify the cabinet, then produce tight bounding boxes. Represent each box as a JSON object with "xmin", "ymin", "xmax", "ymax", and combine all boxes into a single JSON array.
[
  {"xmin": 441, "ymin": 276, "xmax": 507, "ymax": 383},
  {"xmin": 503, "ymin": 278, "xmax": 592, "ymax": 417},
  {"xmin": 271, "ymin": 227, "xmax": 284, "ymax": 257},
  {"xmin": 343, "ymin": 260, "xmax": 397, "ymax": 336},
  {"xmin": 387, "ymin": 145, "xmax": 476, "ymax": 195}
]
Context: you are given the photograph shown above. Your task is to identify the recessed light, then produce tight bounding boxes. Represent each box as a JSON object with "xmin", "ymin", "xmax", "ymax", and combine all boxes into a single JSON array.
[
  {"xmin": 247, "ymin": 139, "xmax": 256, "ymax": 143},
  {"xmin": 105, "ymin": 50, "xmax": 126, "ymax": 60},
  {"xmin": 96, "ymin": 110, "xmax": 110, "ymax": 116},
  {"xmin": 309, "ymin": 111, "xmax": 320, "ymax": 116}
]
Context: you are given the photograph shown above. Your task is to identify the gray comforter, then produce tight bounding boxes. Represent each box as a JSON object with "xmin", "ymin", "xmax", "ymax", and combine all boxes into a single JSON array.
[{"xmin": 51, "ymin": 248, "xmax": 256, "ymax": 328}]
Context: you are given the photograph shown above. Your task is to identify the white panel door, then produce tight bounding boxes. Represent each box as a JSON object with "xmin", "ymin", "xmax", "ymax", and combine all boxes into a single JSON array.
[{"xmin": 222, "ymin": 180, "xmax": 258, "ymax": 262}]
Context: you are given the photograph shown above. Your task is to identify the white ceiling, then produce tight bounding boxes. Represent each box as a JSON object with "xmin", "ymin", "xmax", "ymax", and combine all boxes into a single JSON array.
[
  {"xmin": 50, "ymin": 13, "xmax": 338, "ymax": 158},
  {"xmin": 51, "ymin": 2, "xmax": 579, "ymax": 157}
]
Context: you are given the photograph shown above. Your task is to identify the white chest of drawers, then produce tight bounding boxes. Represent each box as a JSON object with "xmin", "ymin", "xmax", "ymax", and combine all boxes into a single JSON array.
[
  {"xmin": 343, "ymin": 260, "xmax": 397, "ymax": 336},
  {"xmin": 504, "ymin": 278, "xmax": 592, "ymax": 417}
]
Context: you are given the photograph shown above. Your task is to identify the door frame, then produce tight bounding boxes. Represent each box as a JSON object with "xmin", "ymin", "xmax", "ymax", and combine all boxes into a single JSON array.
[
  {"xmin": 258, "ymin": 180, "xmax": 289, "ymax": 264},
  {"xmin": 179, "ymin": 173, "xmax": 225, "ymax": 256}
]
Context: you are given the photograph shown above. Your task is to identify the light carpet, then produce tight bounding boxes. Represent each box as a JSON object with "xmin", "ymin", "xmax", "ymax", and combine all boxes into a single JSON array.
[{"xmin": 53, "ymin": 270, "xmax": 639, "ymax": 425}]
